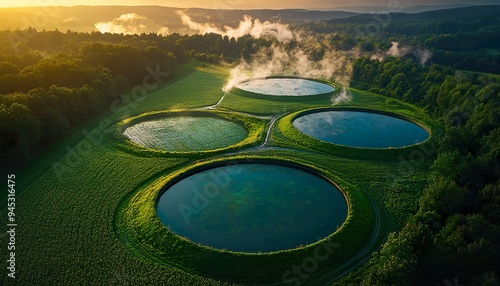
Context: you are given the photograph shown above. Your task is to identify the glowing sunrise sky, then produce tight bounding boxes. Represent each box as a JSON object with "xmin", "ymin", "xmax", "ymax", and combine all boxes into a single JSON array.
[{"xmin": 1, "ymin": 0, "xmax": 499, "ymax": 9}]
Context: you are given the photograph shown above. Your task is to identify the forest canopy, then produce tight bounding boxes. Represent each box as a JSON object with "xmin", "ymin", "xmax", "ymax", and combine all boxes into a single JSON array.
[{"xmin": 0, "ymin": 30, "xmax": 255, "ymax": 161}]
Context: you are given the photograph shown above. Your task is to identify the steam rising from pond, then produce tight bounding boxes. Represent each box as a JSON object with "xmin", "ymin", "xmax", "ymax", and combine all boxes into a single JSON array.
[
  {"xmin": 176, "ymin": 10, "xmax": 296, "ymax": 42},
  {"xmin": 371, "ymin": 41, "xmax": 433, "ymax": 66},
  {"xmin": 175, "ymin": 11, "xmax": 352, "ymax": 104},
  {"xmin": 177, "ymin": 13, "xmax": 432, "ymax": 104},
  {"xmin": 95, "ymin": 13, "xmax": 169, "ymax": 35},
  {"xmin": 222, "ymin": 36, "xmax": 355, "ymax": 105}
]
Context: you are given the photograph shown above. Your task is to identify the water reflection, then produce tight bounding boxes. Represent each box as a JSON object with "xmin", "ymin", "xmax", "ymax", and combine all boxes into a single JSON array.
[
  {"xmin": 124, "ymin": 116, "xmax": 247, "ymax": 151},
  {"xmin": 156, "ymin": 163, "xmax": 347, "ymax": 252},
  {"xmin": 236, "ymin": 78, "xmax": 335, "ymax": 96},
  {"xmin": 293, "ymin": 111, "xmax": 429, "ymax": 148}
]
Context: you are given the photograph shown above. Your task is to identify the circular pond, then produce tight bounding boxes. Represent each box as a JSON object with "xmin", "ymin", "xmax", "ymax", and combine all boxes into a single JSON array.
[
  {"xmin": 123, "ymin": 116, "xmax": 248, "ymax": 152},
  {"xmin": 156, "ymin": 162, "xmax": 347, "ymax": 253},
  {"xmin": 293, "ymin": 110, "xmax": 429, "ymax": 148},
  {"xmin": 235, "ymin": 78, "xmax": 335, "ymax": 96}
]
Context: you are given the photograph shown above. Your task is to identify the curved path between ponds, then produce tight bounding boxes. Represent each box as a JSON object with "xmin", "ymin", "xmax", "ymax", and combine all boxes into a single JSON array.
[{"xmin": 110, "ymin": 101, "xmax": 393, "ymax": 284}]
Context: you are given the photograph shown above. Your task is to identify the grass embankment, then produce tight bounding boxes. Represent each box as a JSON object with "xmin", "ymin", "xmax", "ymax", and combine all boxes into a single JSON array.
[
  {"xmin": 220, "ymin": 78, "xmax": 338, "ymax": 115},
  {"xmin": 108, "ymin": 110, "xmax": 266, "ymax": 157},
  {"xmin": 229, "ymin": 76, "xmax": 337, "ymax": 103},
  {"xmin": 116, "ymin": 154, "xmax": 374, "ymax": 284},
  {"xmin": 276, "ymin": 106, "xmax": 437, "ymax": 161}
]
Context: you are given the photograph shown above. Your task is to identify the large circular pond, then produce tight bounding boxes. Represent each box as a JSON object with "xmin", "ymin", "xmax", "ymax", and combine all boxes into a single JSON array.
[
  {"xmin": 293, "ymin": 110, "xmax": 429, "ymax": 148},
  {"xmin": 235, "ymin": 78, "xmax": 335, "ymax": 96},
  {"xmin": 123, "ymin": 116, "xmax": 247, "ymax": 152},
  {"xmin": 156, "ymin": 162, "xmax": 347, "ymax": 253}
]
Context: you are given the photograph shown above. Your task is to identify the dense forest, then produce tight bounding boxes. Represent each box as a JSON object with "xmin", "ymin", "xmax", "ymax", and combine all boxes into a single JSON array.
[
  {"xmin": 304, "ymin": 5, "xmax": 500, "ymax": 74},
  {"xmin": 1, "ymin": 5, "xmax": 499, "ymax": 285},
  {"xmin": 0, "ymin": 30, "xmax": 264, "ymax": 163},
  {"xmin": 347, "ymin": 55, "xmax": 500, "ymax": 285},
  {"xmin": 336, "ymin": 10, "xmax": 500, "ymax": 283}
]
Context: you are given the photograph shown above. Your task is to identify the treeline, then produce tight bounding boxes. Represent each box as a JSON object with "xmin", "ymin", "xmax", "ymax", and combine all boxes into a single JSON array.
[
  {"xmin": 0, "ymin": 29, "xmax": 271, "ymax": 164},
  {"xmin": 0, "ymin": 46, "xmax": 174, "ymax": 162},
  {"xmin": 301, "ymin": 5, "xmax": 500, "ymax": 74},
  {"xmin": 3, "ymin": 29, "xmax": 265, "ymax": 64},
  {"xmin": 352, "ymin": 56, "xmax": 454, "ymax": 104},
  {"xmin": 346, "ymin": 56, "xmax": 500, "ymax": 285}
]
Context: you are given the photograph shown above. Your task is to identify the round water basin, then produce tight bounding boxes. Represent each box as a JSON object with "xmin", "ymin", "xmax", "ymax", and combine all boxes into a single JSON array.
[
  {"xmin": 235, "ymin": 78, "xmax": 335, "ymax": 96},
  {"xmin": 123, "ymin": 116, "xmax": 247, "ymax": 152},
  {"xmin": 156, "ymin": 162, "xmax": 347, "ymax": 253},
  {"xmin": 293, "ymin": 110, "xmax": 429, "ymax": 148}
]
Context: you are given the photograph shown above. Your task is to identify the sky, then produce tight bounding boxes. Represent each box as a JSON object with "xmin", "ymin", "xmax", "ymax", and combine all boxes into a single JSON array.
[{"xmin": 0, "ymin": 0, "xmax": 499, "ymax": 9}]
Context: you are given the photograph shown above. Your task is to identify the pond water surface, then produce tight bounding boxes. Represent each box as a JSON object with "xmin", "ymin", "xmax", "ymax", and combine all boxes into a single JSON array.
[
  {"xmin": 293, "ymin": 110, "xmax": 429, "ymax": 148},
  {"xmin": 156, "ymin": 162, "xmax": 347, "ymax": 252},
  {"xmin": 124, "ymin": 116, "xmax": 247, "ymax": 152},
  {"xmin": 236, "ymin": 78, "xmax": 335, "ymax": 96}
]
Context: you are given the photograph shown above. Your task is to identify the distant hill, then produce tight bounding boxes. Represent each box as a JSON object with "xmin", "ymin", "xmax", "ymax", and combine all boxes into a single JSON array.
[
  {"xmin": 3, "ymin": 5, "xmax": 496, "ymax": 36},
  {"xmin": 329, "ymin": 5, "xmax": 500, "ymax": 24},
  {"xmin": 183, "ymin": 8, "xmax": 356, "ymax": 23},
  {"xmin": 406, "ymin": 5, "xmax": 500, "ymax": 20},
  {"xmin": 0, "ymin": 6, "xmax": 356, "ymax": 34},
  {"xmin": 331, "ymin": 4, "xmax": 474, "ymax": 14}
]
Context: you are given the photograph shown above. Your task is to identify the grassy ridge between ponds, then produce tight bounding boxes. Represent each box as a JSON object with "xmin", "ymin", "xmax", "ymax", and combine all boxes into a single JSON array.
[
  {"xmin": 115, "ymin": 153, "xmax": 375, "ymax": 284},
  {"xmin": 107, "ymin": 110, "xmax": 266, "ymax": 158},
  {"xmin": 276, "ymin": 105, "xmax": 440, "ymax": 161},
  {"xmin": 230, "ymin": 76, "xmax": 338, "ymax": 102}
]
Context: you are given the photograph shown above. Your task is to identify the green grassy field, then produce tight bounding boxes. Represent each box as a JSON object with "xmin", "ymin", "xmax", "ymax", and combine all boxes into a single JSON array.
[{"xmin": 2, "ymin": 61, "xmax": 438, "ymax": 285}]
